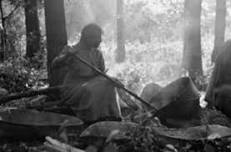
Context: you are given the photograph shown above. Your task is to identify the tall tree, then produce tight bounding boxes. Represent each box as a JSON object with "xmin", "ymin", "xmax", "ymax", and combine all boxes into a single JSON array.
[
  {"xmin": 44, "ymin": 0, "xmax": 67, "ymax": 86},
  {"xmin": 115, "ymin": 0, "xmax": 125, "ymax": 63},
  {"xmin": 25, "ymin": 0, "xmax": 41, "ymax": 58},
  {"xmin": 0, "ymin": 0, "xmax": 23, "ymax": 61},
  {"xmin": 0, "ymin": 0, "xmax": 6, "ymax": 61},
  {"xmin": 183, "ymin": 0, "xmax": 203, "ymax": 85},
  {"xmin": 211, "ymin": 0, "xmax": 226, "ymax": 62}
]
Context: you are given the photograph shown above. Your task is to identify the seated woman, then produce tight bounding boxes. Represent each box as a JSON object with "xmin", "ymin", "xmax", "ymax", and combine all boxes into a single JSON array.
[{"xmin": 52, "ymin": 24, "xmax": 121, "ymax": 124}]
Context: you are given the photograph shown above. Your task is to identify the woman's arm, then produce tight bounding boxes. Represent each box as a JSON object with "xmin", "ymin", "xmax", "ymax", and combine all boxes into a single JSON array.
[
  {"xmin": 51, "ymin": 46, "xmax": 73, "ymax": 69},
  {"xmin": 97, "ymin": 51, "xmax": 105, "ymax": 72}
]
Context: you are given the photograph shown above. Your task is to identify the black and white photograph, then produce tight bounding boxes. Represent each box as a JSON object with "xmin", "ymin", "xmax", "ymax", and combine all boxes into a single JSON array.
[{"xmin": 0, "ymin": 0, "xmax": 231, "ymax": 151}]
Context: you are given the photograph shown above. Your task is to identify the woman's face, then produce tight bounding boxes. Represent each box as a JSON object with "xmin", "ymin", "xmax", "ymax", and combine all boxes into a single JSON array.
[{"xmin": 85, "ymin": 32, "xmax": 102, "ymax": 48}]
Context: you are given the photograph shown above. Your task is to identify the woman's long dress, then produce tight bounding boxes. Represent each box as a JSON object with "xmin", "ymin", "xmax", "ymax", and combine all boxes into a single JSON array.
[{"xmin": 58, "ymin": 44, "xmax": 121, "ymax": 123}]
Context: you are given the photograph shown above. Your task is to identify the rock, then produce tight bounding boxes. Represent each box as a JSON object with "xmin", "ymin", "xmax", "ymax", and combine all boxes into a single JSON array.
[
  {"xmin": 140, "ymin": 83, "xmax": 162, "ymax": 103},
  {"xmin": 0, "ymin": 88, "xmax": 8, "ymax": 97},
  {"xmin": 150, "ymin": 77, "xmax": 202, "ymax": 128},
  {"xmin": 81, "ymin": 121, "xmax": 231, "ymax": 142},
  {"xmin": 152, "ymin": 124, "xmax": 231, "ymax": 141},
  {"xmin": 80, "ymin": 121, "xmax": 138, "ymax": 140}
]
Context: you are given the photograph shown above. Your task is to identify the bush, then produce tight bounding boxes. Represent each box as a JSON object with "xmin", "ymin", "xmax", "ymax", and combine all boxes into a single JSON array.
[{"xmin": 0, "ymin": 54, "xmax": 47, "ymax": 93}]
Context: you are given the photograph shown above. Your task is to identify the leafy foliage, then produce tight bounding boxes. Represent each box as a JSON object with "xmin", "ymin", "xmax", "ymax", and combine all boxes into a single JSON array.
[
  {"xmin": 118, "ymin": 125, "xmax": 231, "ymax": 152},
  {"xmin": 118, "ymin": 126, "xmax": 164, "ymax": 152},
  {"xmin": 0, "ymin": 57, "xmax": 29, "ymax": 92},
  {"xmin": 0, "ymin": 54, "xmax": 47, "ymax": 93},
  {"xmin": 0, "ymin": 142, "xmax": 43, "ymax": 152}
]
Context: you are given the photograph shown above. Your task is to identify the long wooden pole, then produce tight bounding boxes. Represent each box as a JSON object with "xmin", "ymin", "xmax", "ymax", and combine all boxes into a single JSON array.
[{"xmin": 70, "ymin": 51, "xmax": 157, "ymax": 111}]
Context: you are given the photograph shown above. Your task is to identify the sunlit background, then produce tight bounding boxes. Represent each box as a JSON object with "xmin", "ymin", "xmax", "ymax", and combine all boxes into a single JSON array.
[{"xmin": 62, "ymin": 0, "xmax": 231, "ymax": 94}]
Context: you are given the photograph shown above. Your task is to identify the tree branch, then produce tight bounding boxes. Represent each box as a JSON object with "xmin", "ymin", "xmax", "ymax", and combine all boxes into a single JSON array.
[
  {"xmin": 3, "ymin": 1, "xmax": 22, "ymax": 20},
  {"xmin": 45, "ymin": 136, "xmax": 85, "ymax": 152},
  {"xmin": 0, "ymin": 85, "xmax": 66, "ymax": 104}
]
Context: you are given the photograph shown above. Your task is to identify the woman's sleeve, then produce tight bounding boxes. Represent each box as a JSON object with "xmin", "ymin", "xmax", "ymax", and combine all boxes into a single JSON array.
[
  {"xmin": 98, "ymin": 51, "xmax": 105, "ymax": 72},
  {"xmin": 51, "ymin": 46, "xmax": 72, "ymax": 69},
  {"xmin": 52, "ymin": 54, "xmax": 66, "ymax": 69}
]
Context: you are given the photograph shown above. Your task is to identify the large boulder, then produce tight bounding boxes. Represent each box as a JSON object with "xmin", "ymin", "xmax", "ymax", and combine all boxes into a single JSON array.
[
  {"xmin": 140, "ymin": 83, "xmax": 162, "ymax": 103},
  {"xmin": 0, "ymin": 109, "xmax": 83, "ymax": 140},
  {"xmin": 81, "ymin": 121, "xmax": 231, "ymax": 142},
  {"xmin": 150, "ymin": 77, "xmax": 202, "ymax": 128}
]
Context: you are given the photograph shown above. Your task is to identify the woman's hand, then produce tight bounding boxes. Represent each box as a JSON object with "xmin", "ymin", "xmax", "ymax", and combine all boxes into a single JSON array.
[
  {"xmin": 62, "ymin": 45, "xmax": 76, "ymax": 65},
  {"xmin": 112, "ymin": 77, "xmax": 125, "ymax": 88},
  {"xmin": 63, "ymin": 45, "xmax": 75, "ymax": 56},
  {"xmin": 51, "ymin": 45, "xmax": 75, "ymax": 69}
]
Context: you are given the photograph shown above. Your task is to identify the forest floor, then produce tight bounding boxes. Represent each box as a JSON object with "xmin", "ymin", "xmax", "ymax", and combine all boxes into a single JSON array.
[{"xmin": 0, "ymin": 105, "xmax": 231, "ymax": 152}]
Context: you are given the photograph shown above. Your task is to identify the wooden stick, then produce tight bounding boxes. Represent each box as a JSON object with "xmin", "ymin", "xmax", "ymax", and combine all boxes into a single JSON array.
[
  {"xmin": 117, "ymin": 88, "xmax": 140, "ymax": 111},
  {"xmin": 45, "ymin": 136, "xmax": 85, "ymax": 152},
  {"xmin": 0, "ymin": 86, "xmax": 65, "ymax": 104}
]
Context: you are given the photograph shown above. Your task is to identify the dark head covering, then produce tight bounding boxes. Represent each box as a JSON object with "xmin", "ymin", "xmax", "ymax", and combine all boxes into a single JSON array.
[{"xmin": 80, "ymin": 23, "xmax": 103, "ymax": 48}]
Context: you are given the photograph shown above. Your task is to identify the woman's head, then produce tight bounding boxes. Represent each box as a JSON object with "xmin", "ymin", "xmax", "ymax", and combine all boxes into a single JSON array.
[{"xmin": 80, "ymin": 23, "xmax": 103, "ymax": 48}]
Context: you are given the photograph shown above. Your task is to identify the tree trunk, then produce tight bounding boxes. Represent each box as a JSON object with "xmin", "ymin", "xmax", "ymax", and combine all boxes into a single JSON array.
[
  {"xmin": 25, "ymin": 0, "xmax": 41, "ymax": 58},
  {"xmin": 0, "ymin": 0, "xmax": 6, "ymax": 62},
  {"xmin": 183, "ymin": 0, "xmax": 203, "ymax": 86},
  {"xmin": 115, "ymin": 0, "xmax": 125, "ymax": 63},
  {"xmin": 44, "ymin": 0, "xmax": 67, "ymax": 86},
  {"xmin": 211, "ymin": 0, "xmax": 226, "ymax": 62}
]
